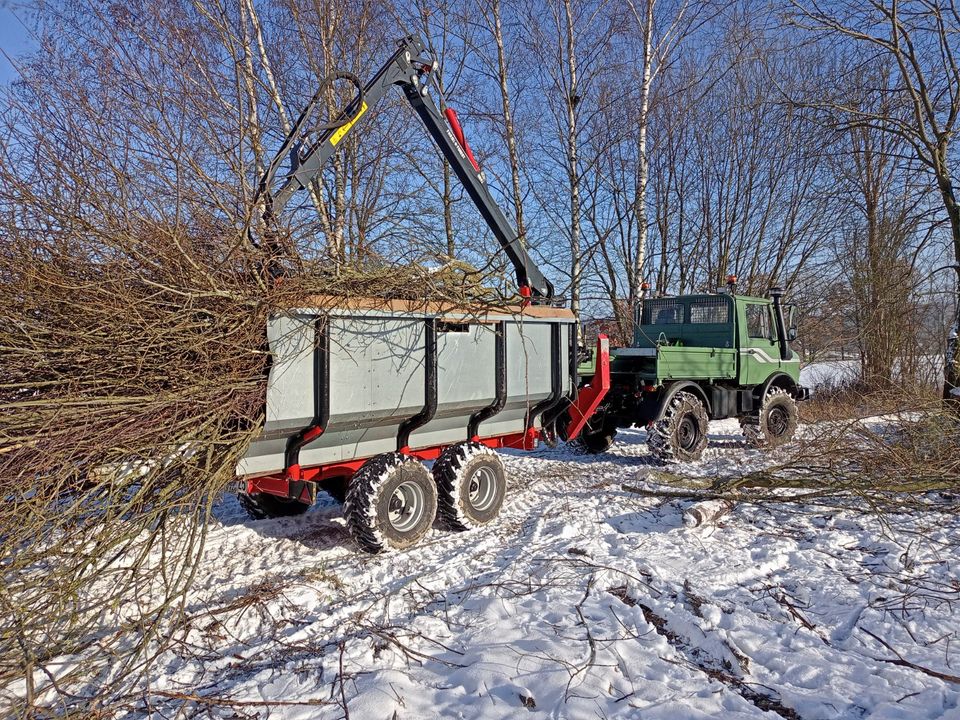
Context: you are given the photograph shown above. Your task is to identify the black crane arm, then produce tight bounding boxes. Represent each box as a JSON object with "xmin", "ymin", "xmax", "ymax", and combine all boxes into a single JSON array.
[{"xmin": 255, "ymin": 35, "xmax": 555, "ymax": 302}]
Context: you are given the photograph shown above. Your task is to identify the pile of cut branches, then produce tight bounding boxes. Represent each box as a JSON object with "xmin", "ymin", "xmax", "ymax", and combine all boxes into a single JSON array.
[
  {"xmin": 625, "ymin": 405, "xmax": 960, "ymax": 514},
  {"xmin": 0, "ymin": 5, "xmax": 525, "ymax": 711},
  {"xmin": 0, "ymin": 213, "xmax": 513, "ymax": 714}
]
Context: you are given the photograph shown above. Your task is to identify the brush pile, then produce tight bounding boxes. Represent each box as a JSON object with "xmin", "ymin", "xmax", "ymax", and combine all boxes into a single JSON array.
[
  {"xmin": 0, "ymin": 212, "xmax": 510, "ymax": 712},
  {"xmin": 0, "ymin": 4, "xmax": 528, "ymax": 710}
]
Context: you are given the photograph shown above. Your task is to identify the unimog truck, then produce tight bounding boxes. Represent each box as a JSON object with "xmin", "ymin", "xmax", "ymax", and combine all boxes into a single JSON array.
[{"xmin": 572, "ymin": 282, "xmax": 809, "ymax": 461}]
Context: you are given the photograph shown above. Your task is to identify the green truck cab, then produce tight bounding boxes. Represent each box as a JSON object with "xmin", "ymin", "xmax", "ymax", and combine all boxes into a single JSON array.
[{"xmin": 574, "ymin": 288, "xmax": 809, "ymax": 461}]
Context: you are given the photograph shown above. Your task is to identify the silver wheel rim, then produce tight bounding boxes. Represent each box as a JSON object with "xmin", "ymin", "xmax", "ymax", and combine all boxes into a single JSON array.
[
  {"xmin": 467, "ymin": 466, "xmax": 498, "ymax": 512},
  {"xmin": 388, "ymin": 480, "xmax": 426, "ymax": 533}
]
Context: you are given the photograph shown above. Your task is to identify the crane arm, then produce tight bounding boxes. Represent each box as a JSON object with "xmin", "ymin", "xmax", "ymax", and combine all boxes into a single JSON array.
[{"xmin": 255, "ymin": 35, "xmax": 555, "ymax": 302}]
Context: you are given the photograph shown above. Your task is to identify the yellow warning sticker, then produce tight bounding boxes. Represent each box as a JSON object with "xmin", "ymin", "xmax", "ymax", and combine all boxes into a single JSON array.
[{"xmin": 329, "ymin": 102, "xmax": 368, "ymax": 147}]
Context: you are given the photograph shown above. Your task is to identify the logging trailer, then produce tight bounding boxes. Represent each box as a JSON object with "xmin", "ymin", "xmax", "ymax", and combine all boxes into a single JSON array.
[{"xmin": 238, "ymin": 36, "xmax": 610, "ymax": 552}]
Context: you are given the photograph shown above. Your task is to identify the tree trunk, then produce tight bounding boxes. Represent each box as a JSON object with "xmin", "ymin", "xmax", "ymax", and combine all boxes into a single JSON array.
[
  {"xmin": 443, "ymin": 158, "xmax": 455, "ymax": 257},
  {"xmin": 937, "ymin": 174, "xmax": 960, "ymax": 400},
  {"xmin": 630, "ymin": 0, "xmax": 654, "ymax": 335},
  {"xmin": 491, "ymin": 0, "xmax": 527, "ymax": 242},
  {"xmin": 243, "ymin": 0, "xmax": 329, "ymax": 252},
  {"xmin": 562, "ymin": 0, "xmax": 581, "ymax": 338}
]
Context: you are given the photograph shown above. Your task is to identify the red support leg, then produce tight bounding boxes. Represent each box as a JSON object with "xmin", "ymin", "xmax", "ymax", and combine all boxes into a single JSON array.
[{"xmin": 565, "ymin": 335, "xmax": 611, "ymax": 442}]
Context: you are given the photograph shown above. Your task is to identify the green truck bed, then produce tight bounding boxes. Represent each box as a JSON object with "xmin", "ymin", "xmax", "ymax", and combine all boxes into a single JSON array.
[
  {"xmin": 655, "ymin": 346, "xmax": 736, "ymax": 381},
  {"xmin": 607, "ymin": 345, "xmax": 737, "ymax": 384}
]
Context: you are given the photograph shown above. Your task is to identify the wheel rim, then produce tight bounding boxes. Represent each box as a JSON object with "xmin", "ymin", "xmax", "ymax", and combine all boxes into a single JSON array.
[
  {"xmin": 467, "ymin": 466, "xmax": 498, "ymax": 512},
  {"xmin": 767, "ymin": 406, "xmax": 789, "ymax": 437},
  {"xmin": 677, "ymin": 415, "xmax": 700, "ymax": 451},
  {"xmin": 387, "ymin": 480, "xmax": 426, "ymax": 533}
]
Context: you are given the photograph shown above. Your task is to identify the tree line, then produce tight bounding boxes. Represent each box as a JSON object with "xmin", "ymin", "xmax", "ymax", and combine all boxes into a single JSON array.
[{"xmin": 3, "ymin": 0, "xmax": 958, "ymax": 389}]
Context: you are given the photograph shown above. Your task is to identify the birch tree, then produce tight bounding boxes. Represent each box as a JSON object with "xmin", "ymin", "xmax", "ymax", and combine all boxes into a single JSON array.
[
  {"xmin": 621, "ymin": 0, "xmax": 716, "ymax": 323},
  {"xmin": 475, "ymin": 0, "xmax": 528, "ymax": 242},
  {"xmin": 524, "ymin": 0, "xmax": 617, "ymax": 334}
]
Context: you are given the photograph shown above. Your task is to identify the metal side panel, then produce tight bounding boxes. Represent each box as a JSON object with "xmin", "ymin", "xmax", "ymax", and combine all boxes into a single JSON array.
[
  {"xmin": 298, "ymin": 316, "xmax": 426, "ymax": 466},
  {"xmin": 479, "ymin": 320, "xmax": 552, "ymax": 438},
  {"xmin": 264, "ymin": 314, "xmax": 317, "ymax": 432},
  {"xmin": 238, "ymin": 310, "xmax": 576, "ymax": 478},
  {"xmin": 237, "ymin": 314, "xmax": 316, "ymax": 475},
  {"xmin": 237, "ymin": 314, "xmax": 316, "ymax": 477},
  {"xmin": 408, "ymin": 322, "xmax": 496, "ymax": 449}
]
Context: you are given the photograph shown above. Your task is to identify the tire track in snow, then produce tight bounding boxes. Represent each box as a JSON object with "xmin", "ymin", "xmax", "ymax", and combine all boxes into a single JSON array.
[{"xmin": 608, "ymin": 584, "xmax": 803, "ymax": 719}]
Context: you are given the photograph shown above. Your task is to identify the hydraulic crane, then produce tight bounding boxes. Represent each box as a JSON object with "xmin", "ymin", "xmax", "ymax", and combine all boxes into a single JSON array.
[{"xmin": 254, "ymin": 34, "xmax": 555, "ymax": 303}]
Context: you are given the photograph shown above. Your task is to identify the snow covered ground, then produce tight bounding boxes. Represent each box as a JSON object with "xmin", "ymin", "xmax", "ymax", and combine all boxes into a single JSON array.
[
  {"xmin": 799, "ymin": 357, "xmax": 945, "ymax": 393},
  {"xmin": 799, "ymin": 360, "xmax": 860, "ymax": 390},
  {"xmin": 129, "ymin": 421, "xmax": 960, "ymax": 719}
]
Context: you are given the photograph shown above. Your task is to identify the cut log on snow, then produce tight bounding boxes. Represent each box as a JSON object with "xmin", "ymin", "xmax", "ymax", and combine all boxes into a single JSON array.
[
  {"xmin": 682, "ymin": 499, "xmax": 736, "ymax": 528},
  {"xmin": 634, "ymin": 468, "xmax": 714, "ymax": 489}
]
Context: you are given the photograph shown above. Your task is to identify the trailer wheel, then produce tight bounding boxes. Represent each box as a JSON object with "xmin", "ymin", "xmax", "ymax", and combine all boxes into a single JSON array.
[
  {"xmin": 741, "ymin": 387, "xmax": 798, "ymax": 449},
  {"xmin": 344, "ymin": 453, "xmax": 437, "ymax": 553},
  {"xmin": 647, "ymin": 391, "xmax": 709, "ymax": 462},
  {"xmin": 433, "ymin": 443, "xmax": 507, "ymax": 530},
  {"xmin": 237, "ymin": 492, "xmax": 311, "ymax": 520}
]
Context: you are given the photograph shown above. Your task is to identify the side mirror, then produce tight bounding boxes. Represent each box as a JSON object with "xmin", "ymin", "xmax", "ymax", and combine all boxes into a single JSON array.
[{"xmin": 785, "ymin": 305, "xmax": 798, "ymax": 342}]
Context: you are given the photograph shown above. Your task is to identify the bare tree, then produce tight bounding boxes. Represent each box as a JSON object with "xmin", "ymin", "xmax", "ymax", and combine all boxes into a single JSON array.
[
  {"xmin": 474, "ymin": 0, "xmax": 529, "ymax": 243},
  {"xmin": 601, "ymin": 12, "xmax": 834, "ymax": 310},
  {"xmin": 622, "ymin": 0, "xmax": 714, "ymax": 321},
  {"xmin": 827, "ymin": 76, "xmax": 934, "ymax": 386},
  {"xmin": 409, "ymin": 0, "xmax": 472, "ymax": 258},
  {"xmin": 690, "ymin": 38, "xmax": 833, "ymax": 295},
  {"xmin": 523, "ymin": 0, "xmax": 618, "ymax": 333},
  {"xmin": 791, "ymin": 0, "xmax": 960, "ymax": 398}
]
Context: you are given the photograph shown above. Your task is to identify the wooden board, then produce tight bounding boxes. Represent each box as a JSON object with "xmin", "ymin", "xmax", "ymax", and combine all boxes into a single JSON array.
[{"xmin": 299, "ymin": 294, "xmax": 576, "ymax": 320}]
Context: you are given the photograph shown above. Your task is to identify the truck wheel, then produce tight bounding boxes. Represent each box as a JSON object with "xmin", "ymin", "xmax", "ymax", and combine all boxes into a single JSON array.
[
  {"xmin": 647, "ymin": 391, "xmax": 709, "ymax": 462},
  {"xmin": 569, "ymin": 426, "xmax": 617, "ymax": 454},
  {"xmin": 238, "ymin": 492, "xmax": 311, "ymax": 520},
  {"xmin": 433, "ymin": 443, "xmax": 507, "ymax": 530},
  {"xmin": 568, "ymin": 415, "xmax": 617, "ymax": 455},
  {"xmin": 741, "ymin": 387, "xmax": 799, "ymax": 448},
  {"xmin": 344, "ymin": 453, "xmax": 437, "ymax": 553}
]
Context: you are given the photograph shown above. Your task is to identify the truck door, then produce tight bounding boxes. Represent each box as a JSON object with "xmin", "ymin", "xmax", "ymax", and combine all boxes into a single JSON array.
[{"xmin": 739, "ymin": 302, "xmax": 781, "ymax": 386}]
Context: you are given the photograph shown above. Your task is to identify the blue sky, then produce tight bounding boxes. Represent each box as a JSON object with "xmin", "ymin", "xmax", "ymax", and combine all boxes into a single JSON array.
[{"xmin": 0, "ymin": 5, "xmax": 36, "ymax": 84}]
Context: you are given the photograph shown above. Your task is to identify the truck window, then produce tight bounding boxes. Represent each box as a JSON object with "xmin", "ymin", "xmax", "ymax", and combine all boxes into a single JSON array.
[
  {"xmin": 690, "ymin": 300, "xmax": 730, "ymax": 324},
  {"xmin": 746, "ymin": 304, "xmax": 771, "ymax": 339},
  {"xmin": 642, "ymin": 300, "xmax": 684, "ymax": 325}
]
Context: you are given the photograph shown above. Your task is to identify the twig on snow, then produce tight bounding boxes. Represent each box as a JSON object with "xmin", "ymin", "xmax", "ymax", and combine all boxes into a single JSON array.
[{"xmin": 860, "ymin": 627, "xmax": 960, "ymax": 684}]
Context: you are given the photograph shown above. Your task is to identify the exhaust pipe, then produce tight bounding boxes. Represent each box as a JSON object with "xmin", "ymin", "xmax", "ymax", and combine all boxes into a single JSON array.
[{"xmin": 769, "ymin": 286, "xmax": 789, "ymax": 361}]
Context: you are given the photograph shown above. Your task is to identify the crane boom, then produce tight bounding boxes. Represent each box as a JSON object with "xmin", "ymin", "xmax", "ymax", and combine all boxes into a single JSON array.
[{"xmin": 255, "ymin": 35, "xmax": 555, "ymax": 302}]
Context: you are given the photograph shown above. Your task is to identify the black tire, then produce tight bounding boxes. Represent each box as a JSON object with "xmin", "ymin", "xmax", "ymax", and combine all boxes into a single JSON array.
[
  {"xmin": 344, "ymin": 453, "xmax": 437, "ymax": 553},
  {"xmin": 319, "ymin": 477, "xmax": 348, "ymax": 504},
  {"xmin": 433, "ymin": 443, "xmax": 507, "ymax": 530},
  {"xmin": 238, "ymin": 491, "xmax": 311, "ymax": 520},
  {"xmin": 569, "ymin": 426, "xmax": 617, "ymax": 455},
  {"xmin": 567, "ymin": 410, "xmax": 618, "ymax": 455},
  {"xmin": 741, "ymin": 387, "xmax": 799, "ymax": 448},
  {"xmin": 647, "ymin": 390, "xmax": 709, "ymax": 462}
]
